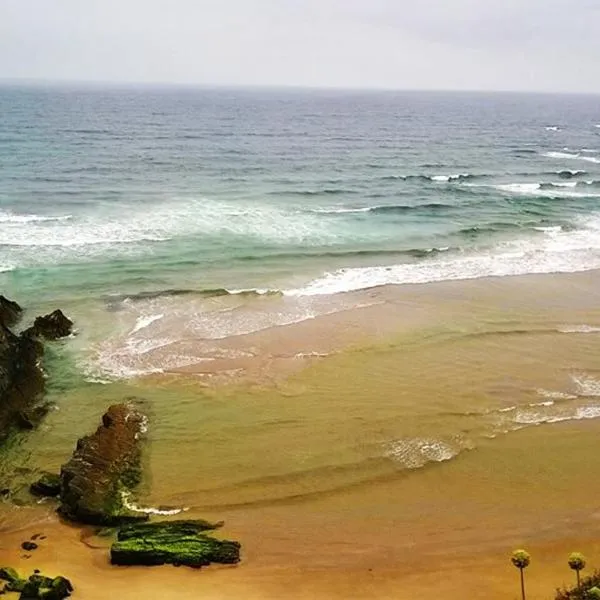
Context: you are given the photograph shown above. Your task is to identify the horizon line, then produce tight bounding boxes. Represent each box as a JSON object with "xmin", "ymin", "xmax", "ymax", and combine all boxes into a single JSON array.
[{"xmin": 1, "ymin": 77, "xmax": 599, "ymax": 97}]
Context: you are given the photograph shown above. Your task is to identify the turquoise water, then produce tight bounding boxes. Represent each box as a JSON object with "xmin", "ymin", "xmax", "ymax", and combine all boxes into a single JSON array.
[{"xmin": 1, "ymin": 86, "xmax": 600, "ymax": 305}]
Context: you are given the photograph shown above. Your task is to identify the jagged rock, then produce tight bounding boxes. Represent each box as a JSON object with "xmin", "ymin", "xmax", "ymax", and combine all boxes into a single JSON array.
[
  {"xmin": 59, "ymin": 404, "xmax": 148, "ymax": 526},
  {"xmin": 0, "ymin": 296, "xmax": 22, "ymax": 328},
  {"xmin": 30, "ymin": 473, "xmax": 61, "ymax": 498},
  {"xmin": 110, "ymin": 520, "xmax": 241, "ymax": 568},
  {"xmin": 25, "ymin": 310, "xmax": 73, "ymax": 341},
  {"xmin": 0, "ymin": 322, "xmax": 45, "ymax": 439},
  {"xmin": 0, "ymin": 298, "xmax": 73, "ymax": 443}
]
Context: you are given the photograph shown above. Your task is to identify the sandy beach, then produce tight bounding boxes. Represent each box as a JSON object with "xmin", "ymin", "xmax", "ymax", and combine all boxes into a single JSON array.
[{"xmin": 3, "ymin": 269, "xmax": 600, "ymax": 598}]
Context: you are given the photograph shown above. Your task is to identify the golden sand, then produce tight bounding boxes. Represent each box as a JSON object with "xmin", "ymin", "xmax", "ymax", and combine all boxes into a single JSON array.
[{"xmin": 3, "ymin": 271, "xmax": 600, "ymax": 598}]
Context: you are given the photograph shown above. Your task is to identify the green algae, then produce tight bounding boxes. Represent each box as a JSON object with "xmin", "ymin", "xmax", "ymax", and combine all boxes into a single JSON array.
[{"xmin": 111, "ymin": 520, "xmax": 240, "ymax": 568}]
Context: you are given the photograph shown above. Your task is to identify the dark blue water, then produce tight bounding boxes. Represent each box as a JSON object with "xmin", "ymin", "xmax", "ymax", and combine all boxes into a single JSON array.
[{"xmin": 1, "ymin": 85, "xmax": 599, "ymax": 301}]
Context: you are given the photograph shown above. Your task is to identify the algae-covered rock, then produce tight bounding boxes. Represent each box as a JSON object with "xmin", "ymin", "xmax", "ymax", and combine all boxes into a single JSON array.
[
  {"xmin": 30, "ymin": 473, "xmax": 61, "ymax": 498},
  {"xmin": 110, "ymin": 520, "xmax": 241, "ymax": 568},
  {"xmin": 0, "ymin": 567, "xmax": 23, "ymax": 586},
  {"xmin": 0, "ymin": 569, "xmax": 73, "ymax": 599},
  {"xmin": 59, "ymin": 404, "xmax": 148, "ymax": 525}
]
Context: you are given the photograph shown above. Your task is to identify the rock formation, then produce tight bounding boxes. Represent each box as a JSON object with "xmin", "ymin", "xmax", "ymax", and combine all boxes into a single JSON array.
[
  {"xmin": 59, "ymin": 404, "xmax": 148, "ymax": 525},
  {"xmin": 0, "ymin": 298, "xmax": 73, "ymax": 442},
  {"xmin": 110, "ymin": 520, "xmax": 241, "ymax": 568},
  {"xmin": 24, "ymin": 310, "xmax": 73, "ymax": 341}
]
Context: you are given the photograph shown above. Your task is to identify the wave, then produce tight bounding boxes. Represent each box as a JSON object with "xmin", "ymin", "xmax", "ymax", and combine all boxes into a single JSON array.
[
  {"xmin": 0, "ymin": 196, "xmax": 352, "ymax": 255},
  {"xmin": 310, "ymin": 202, "xmax": 458, "ymax": 216},
  {"xmin": 555, "ymin": 170, "xmax": 587, "ymax": 178},
  {"xmin": 109, "ymin": 287, "xmax": 284, "ymax": 305},
  {"xmin": 0, "ymin": 210, "xmax": 72, "ymax": 224},
  {"xmin": 130, "ymin": 313, "xmax": 164, "ymax": 334},
  {"xmin": 284, "ymin": 213, "xmax": 600, "ymax": 295},
  {"xmin": 280, "ymin": 188, "xmax": 357, "ymax": 197},
  {"xmin": 489, "ymin": 182, "xmax": 600, "ymax": 198},
  {"xmin": 544, "ymin": 151, "xmax": 600, "ymax": 164},
  {"xmin": 384, "ymin": 438, "xmax": 463, "ymax": 468}
]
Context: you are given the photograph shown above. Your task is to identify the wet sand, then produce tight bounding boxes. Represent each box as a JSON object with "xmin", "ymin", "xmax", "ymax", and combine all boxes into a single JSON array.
[{"xmin": 4, "ymin": 270, "xmax": 600, "ymax": 598}]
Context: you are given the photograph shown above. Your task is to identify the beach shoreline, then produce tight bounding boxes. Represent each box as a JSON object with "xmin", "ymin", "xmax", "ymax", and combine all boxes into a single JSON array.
[{"xmin": 3, "ymin": 269, "xmax": 600, "ymax": 597}]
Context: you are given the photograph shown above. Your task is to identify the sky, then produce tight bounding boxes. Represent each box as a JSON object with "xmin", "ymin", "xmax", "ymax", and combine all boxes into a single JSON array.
[{"xmin": 1, "ymin": 0, "xmax": 599, "ymax": 93}]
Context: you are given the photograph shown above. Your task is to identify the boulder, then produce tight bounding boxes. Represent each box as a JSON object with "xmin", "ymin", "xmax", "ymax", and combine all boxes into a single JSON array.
[
  {"xmin": 30, "ymin": 472, "xmax": 61, "ymax": 498},
  {"xmin": 25, "ymin": 310, "xmax": 73, "ymax": 341},
  {"xmin": 110, "ymin": 520, "xmax": 241, "ymax": 568},
  {"xmin": 59, "ymin": 404, "xmax": 148, "ymax": 525},
  {"xmin": 0, "ymin": 296, "xmax": 22, "ymax": 328}
]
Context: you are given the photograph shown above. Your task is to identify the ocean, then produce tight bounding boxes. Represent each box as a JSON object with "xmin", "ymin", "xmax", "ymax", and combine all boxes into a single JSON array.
[
  {"xmin": 3, "ymin": 85, "xmax": 600, "ymax": 598},
  {"xmin": 2, "ymin": 86, "xmax": 600, "ymax": 302}
]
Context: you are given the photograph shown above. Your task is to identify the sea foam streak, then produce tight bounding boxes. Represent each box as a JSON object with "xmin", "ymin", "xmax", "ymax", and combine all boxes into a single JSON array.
[
  {"xmin": 285, "ymin": 214, "xmax": 600, "ymax": 295},
  {"xmin": 544, "ymin": 151, "xmax": 600, "ymax": 164},
  {"xmin": 384, "ymin": 438, "xmax": 460, "ymax": 468}
]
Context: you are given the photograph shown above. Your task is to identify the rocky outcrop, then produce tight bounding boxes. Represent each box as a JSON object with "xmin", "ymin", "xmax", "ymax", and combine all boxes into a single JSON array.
[
  {"xmin": 0, "ymin": 321, "xmax": 45, "ymax": 437},
  {"xmin": 0, "ymin": 568, "xmax": 73, "ymax": 599},
  {"xmin": 59, "ymin": 404, "xmax": 148, "ymax": 526},
  {"xmin": 0, "ymin": 298, "xmax": 74, "ymax": 443},
  {"xmin": 25, "ymin": 310, "xmax": 73, "ymax": 341},
  {"xmin": 0, "ymin": 295, "xmax": 22, "ymax": 327},
  {"xmin": 110, "ymin": 520, "xmax": 241, "ymax": 568},
  {"xmin": 30, "ymin": 472, "xmax": 61, "ymax": 498}
]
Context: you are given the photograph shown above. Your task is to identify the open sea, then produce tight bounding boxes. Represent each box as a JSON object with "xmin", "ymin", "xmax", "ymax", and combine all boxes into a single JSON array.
[{"xmin": 1, "ymin": 86, "xmax": 600, "ymax": 303}]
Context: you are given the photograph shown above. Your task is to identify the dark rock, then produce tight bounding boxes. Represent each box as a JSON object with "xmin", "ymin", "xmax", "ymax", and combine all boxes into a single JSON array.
[
  {"xmin": 110, "ymin": 520, "xmax": 241, "ymax": 568},
  {"xmin": 59, "ymin": 404, "xmax": 148, "ymax": 526},
  {"xmin": 30, "ymin": 473, "xmax": 61, "ymax": 498},
  {"xmin": 21, "ymin": 542, "xmax": 38, "ymax": 552},
  {"xmin": 24, "ymin": 310, "xmax": 73, "ymax": 341},
  {"xmin": 0, "ymin": 296, "xmax": 22, "ymax": 328},
  {"xmin": 0, "ymin": 321, "xmax": 45, "ymax": 440},
  {"xmin": 18, "ymin": 573, "xmax": 73, "ymax": 599}
]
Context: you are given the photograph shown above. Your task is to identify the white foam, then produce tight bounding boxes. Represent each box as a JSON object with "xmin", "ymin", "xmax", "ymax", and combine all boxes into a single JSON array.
[
  {"xmin": 309, "ymin": 206, "xmax": 372, "ymax": 214},
  {"xmin": 121, "ymin": 493, "xmax": 188, "ymax": 516},
  {"xmin": 515, "ymin": 405, "xmax": 600, "ymax": 425},
  {"xmin": 0, "ymin": 196, "xmax": 346, "ymax": 260},
  {"xmin": 285, "ymin": 213, "xmax": 600, "ymax": 296},
  {"xmin": 544, "ymin": 151, "xmax": 600, "ymax": 164},
  {"xmin": 431, "ymin": 174, "xmax": 469, "ymax": 182},
  {"xmin": 0, "ymin": 210, "xmax": 72, "ymax": 224},
  {"xmin": 384, "ymin": 438, "xmax": 459, "ymax": 468},
  {"xmin": 572, "ymin": 375, "xmax": 600, "ymax": 396},
  {"xmin": 559, "ymin": 325, "xmax": 600, "ymax": 334},
  {"xmin": 494, "ymin": 182, "xmax": 600, "ymax": 198},
  {"xmin": 533, "ymin": 226, "xmax": 562, "ymax": 233},
  {"xmin": 536, "ymin": 389, "xmax": 577, "ymax": 400},
  {"xmin": 130, "ymin": 313, "xmax": 164, "ymax": 334}
]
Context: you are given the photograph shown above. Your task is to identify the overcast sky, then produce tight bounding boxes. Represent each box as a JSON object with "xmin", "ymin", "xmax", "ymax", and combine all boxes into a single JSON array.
[{"xmin": 1, "ymin": 0, "xmax": 599, "ymax": 92}]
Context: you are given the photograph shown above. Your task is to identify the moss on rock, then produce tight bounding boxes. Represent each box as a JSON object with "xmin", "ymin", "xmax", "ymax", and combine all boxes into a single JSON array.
[
  {"xmin": 111, "ymin": 520, "xmax": 241, "ymax": 568},
  {"xmin": 0, "ymin": 569, "xmax": 72, "ymax": 598}
]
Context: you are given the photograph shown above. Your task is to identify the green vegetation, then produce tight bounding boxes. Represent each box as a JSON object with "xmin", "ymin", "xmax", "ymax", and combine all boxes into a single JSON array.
[
  {"xmin": 0, "ymin": 568, "xmax": 73, "ymax": 599},
  {"xmin": 111, "ymin": 520, "xmax": 241, "ymax": 568},
  {"xmin": 511, "ymin": 549, "xmax": 531, "ymax": 600},
  {"xmin": 569, "ymin": 553, "xmax": 587, "ymax": 588}
]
